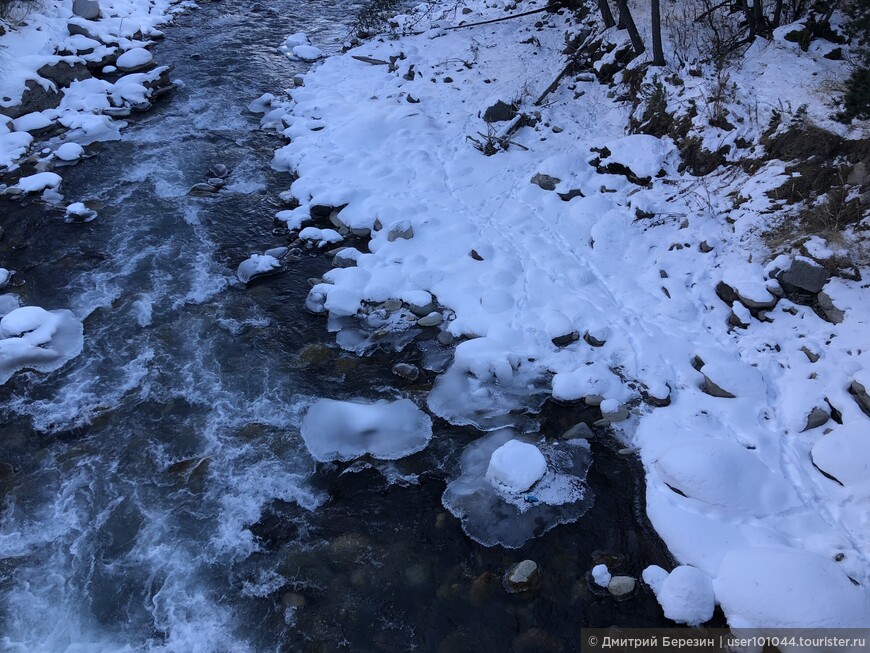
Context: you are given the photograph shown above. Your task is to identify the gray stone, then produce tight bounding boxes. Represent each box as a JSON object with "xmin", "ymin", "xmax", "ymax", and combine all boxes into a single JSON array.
[
  {"xmin": 188, "ymin": 183, "xmax": 219, "ymax": 195},
  {"xmin": 607, "ymin": 575, "xmax": 636, "ymax": 598},
  {"xmin": 584, "ymin": 331, "xmax": 606, "ymax": 347},
  {"xmin": 387, "ymin": 223, "xmax": 413, "ymax": 241},
  {"xmin": 482, "ymin": 100, "xmax": 516, "ymax": 123},
  {"xmin": 551, "ymin": 331, "xmax": 579, "ymax": 347},
  {"xmin": 207, "ymin": 177, "xmax": 225, "ymax": 188},
  {"xmin": 702, "ymin": 373, "xmax": 736, "ymax": 399},
  {"xmin": 503, "ymin": 560, "xmax": 540, "ymax": 593},
  {"xmin": 531, "ymin": 173, "xmax": 560, "ymax": 191},
  {"xmin": 72, "ymin": 0, "xmax": 101, "ymax": 20},
  {"xmin": 417, "ymin": 311, "xmax": 443, "ymax": 327},
  {"xmin": 560, "ymin": 422, "xmax": 594, "ymax": 440},
  {"xmin": 780, "ymin": 258, "xmax": 829, "ymax": 294},
  {"xmin": 801, "ymin": 407, "xmax": 830, "ymax": 432},
  {"xmin": 208, "ymin": 163, "xmax": 229, "ymax": 178},
  {"xmin": 601, "ymin": 404, "xmax": 629, "ymax": 422},
  {"xmin": 847, "ymin": 161, "xmax": 868, "ymax": 187},
  {"xmin": 850, "ymin": 379, "xmax": 870, "ymax": 416},
  {"xmin": 392, "ymin": 363, "xmax": 420, "ymax": 381},
  {"xmin": 409, "ymin": 301, "xmax": 436, "ymax": 317},
  {"xmin": 436, "ymin": 331, "xmax": 455, "ymax": 345},
  {"xmin": 382, "ymin": 299, "xmax": 403, "ymax": 312},
  {"xmin": 817, "ymin": 290, "xmax": 845, "ymax": 324},
  {"xmin": 699, "ymin": 240, "xmax": 715, "ymax": 253},
  {"xmin": 801, "ymin": 346, "xmax": 820, "ymax": 363}
]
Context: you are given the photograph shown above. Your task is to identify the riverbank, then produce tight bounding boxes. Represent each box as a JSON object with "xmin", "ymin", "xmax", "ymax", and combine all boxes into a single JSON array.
[{"xmin": 265, "ymin": 0, "xmax": 870, "ymax": 629}]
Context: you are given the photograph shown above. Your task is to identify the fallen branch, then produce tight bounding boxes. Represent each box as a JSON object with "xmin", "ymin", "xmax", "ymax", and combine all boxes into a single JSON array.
[{"xmin": 351, "ymin": 55, "xmax": 391, "ymax": 65}]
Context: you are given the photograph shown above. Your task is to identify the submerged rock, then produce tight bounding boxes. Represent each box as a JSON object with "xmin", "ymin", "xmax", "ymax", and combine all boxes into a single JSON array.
[{"xmin": 503, "ymin": 560, "xmax": 540, "ymax": 593}]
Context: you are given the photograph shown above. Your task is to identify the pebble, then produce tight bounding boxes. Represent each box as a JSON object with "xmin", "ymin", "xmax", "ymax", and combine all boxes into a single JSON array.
[
  {"xmin": 417, "ymin": 311, "xmax": 443, "ymax": 327},
  {"xmin": 607, "ymin": 575, "xmax": 636, "ymax": 598},
  {"xmin": 503, "ymin": 560, "xmax": 540, "ymax": 593}
]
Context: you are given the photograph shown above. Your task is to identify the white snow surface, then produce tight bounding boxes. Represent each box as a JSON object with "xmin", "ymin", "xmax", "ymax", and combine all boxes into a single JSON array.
[
  {"xmin": 485, "ymin": 439, "xmax": 547, "ymax": 493},
  {"xmin": 291, "ymin": 45, "xmax": 323, "ymax": 62},
  {"xmin": 16, "ymin": 172, "xmax": 61, "ymax": 192},
  {"xmin": 300, "ymin": 398, "xmax": 432, "ymax": 462},
  {"xmin": 258, "ymin": 0, "xmax": 870, "ymax": 630},
  {"xmin": 54, "ymin": 142, "xmax": 85, "ymax": 162}
]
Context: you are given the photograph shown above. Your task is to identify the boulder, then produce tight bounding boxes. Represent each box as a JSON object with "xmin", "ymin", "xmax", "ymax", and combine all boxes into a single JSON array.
[
  {"xmin": 817, "ymin": 290, "xmax": 845, "ymax": 324},
  {"xmin": 607, "ymin": 575, "xmax": 636, "ymax": 598},
  {"xmin": 72, "ymin": 0, "xmax": 101, "ymax": 20},
  {"xmin": 503, "ymin": 560, "xmax": 540, "ymax": 593},
  {"xmin": 531, "ymin": 173, "xmax": 560, "ymax": 191},
  {"xmin": 482, "ymin": 100, "xmax": 516, "ymax": 123},
  {"xmin": 779, "ymin": 257, "xmax": 829, "ymax": 294}
]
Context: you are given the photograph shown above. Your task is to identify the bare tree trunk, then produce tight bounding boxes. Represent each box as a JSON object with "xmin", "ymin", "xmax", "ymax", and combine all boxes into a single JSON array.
[
  {"xmin": 739, "ymin": 0, "xmax": 756, "ymax": 39},
  {"xmin": 753, "ymin": 0, "xmax": 767, "ymax": 36},
  {"xmin": 598, "ymin": 0, "xmax": 616, "ymax": 27},
  {"xmin": 651, "ymin": 0, "xmax": 666, "ymax": 65},
  {"xmin": 772, "ymin": 0, "xmax": 783, "ymax": 27},
  {"xmin": 615, "ymin": 0, "xmax": 646, "ymax": 54}
]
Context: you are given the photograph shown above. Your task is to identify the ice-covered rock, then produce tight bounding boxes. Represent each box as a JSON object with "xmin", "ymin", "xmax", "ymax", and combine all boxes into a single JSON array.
[
  {"xmin": 442, "ymin": 429, "xmax": 592, "ymax": 548},
  {"xmin": 283, "ymin": 32, "xmax": 310, "ymax": 48},
  {"xmin": 651, "ymin": 566, "xmax": 715, "ymax": 626},
  {"xmin": 300, "ymin": 398, "xmax": 432, "ymax": 462},
  {"xmin": 0, "ymin": 306, "xmax": 84, "ymax": 384},
  {"xmin": 714, "ymin": 547, "xmax": 870, "ymax": 627},
  {"xmin": 486, "ymin": 440, "xmax": 547, "ymax": 493}
]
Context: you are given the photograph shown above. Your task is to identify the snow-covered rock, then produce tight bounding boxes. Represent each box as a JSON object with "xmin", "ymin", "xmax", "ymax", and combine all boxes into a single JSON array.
[
  {"xmin": 0, "ymin": 306, "xmax": 84, "ymax": 384},
  {"xmin": 116, "ymin": 48, "xmax": 153, "ymax": 72},
  {"xmin": 592, "ymin": 564, "xmax": 611, "ymax": 588},
  {"xmin": 651, "ymin": 566, "xmax": 715, "ymax": 626},
  {"xmin": 55, "ymin": 142, "xmax": 84, "ymax": 162},
  {"xmin": 485, "ymin": 440, "xmax": 546, "ymax": 493},
  {"xmin": 16, "ymin": 172, "xmax": 62, "ymax": 193},
  {"xmin": 236, "ymin": 253, "xmax": 280, "ymax": 284},
  {"xmin": 291, "ymin": 45, "xmax": 324, "ymax": 62},
  {"xmin": 300, "ymin": 398, "xmax": 432, "ymax": 462}
]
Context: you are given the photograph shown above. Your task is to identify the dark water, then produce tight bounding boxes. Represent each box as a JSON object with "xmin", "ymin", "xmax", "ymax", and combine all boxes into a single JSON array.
[{"xmin": 0, "ymin": 1, "xmax": 689, "ymax": 651}]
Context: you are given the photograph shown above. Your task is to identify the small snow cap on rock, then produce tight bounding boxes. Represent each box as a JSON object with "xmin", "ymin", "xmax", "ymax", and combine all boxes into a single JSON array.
[
  {"xmin": 116, "ymin": 48, "xmax": 153, "ymax": 72},
  {"xmin": 592, "ymin": 564, "xmax": 612, "ymax": 588},
  {"xmin": 16, "ymin": 172, "xmax": 61, "ymax": 193},
  {"xmin": 55, "ymin": 142, "xmax": 84, "ymax": 162},
  {"xmin": 292, "ymin": 44, "xmax": 324, "ymax": 62},
  {"xmin": 0, "ymin": 306, "xmax": 84, "ymax": 384},
  {"xmin": 486, "ymin": 439, "xmax": 547, "ymax": 493}
]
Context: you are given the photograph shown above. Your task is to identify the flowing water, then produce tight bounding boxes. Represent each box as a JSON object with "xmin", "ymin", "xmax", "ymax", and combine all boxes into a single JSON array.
[{"xmin": 0, "ymin": 1, "xmax": 693, "ymax": 650}]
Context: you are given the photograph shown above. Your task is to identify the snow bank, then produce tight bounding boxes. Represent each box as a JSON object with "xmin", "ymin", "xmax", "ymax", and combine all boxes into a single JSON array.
[
  {"xmin": 714, "ymin": 547, "xmax": 870, "ymax": 628},
  {"xmin": 300, "ymin": 398, "xmax": 432, "ymax": 462},
  {"xmin": 648, "ymin": 565, "xmax": 715, "ymax": 626},
  {"xmin": 263, "ymin": 0, "xmax": 870, "ymax": 626}
]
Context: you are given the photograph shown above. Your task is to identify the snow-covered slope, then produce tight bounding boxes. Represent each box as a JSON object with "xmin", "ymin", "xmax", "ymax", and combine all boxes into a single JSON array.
[{"xmin": 266, "ymin": 0, "xmax": 869, "ymax": 630}]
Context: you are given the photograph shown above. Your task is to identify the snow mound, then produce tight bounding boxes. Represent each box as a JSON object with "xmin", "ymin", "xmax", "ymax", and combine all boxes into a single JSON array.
[
  {"xmin": 596, "ymin": 134, "xmax": 677, "ymax": 179},
  {"xmin": 55, "ymin": 142, "xmax": 84, "ymax": 162},
  {"xmin": 236, "ymin": 253, "xmax": 281, "ymax": 284},
  {"xmin": 811, "ymin": 424, "xmax": 870, "ymax": 487},
  {"xmin": 654, "ymin": 438, "xmax": 798, "ymax": 515},
  {"xmin": 116, "ymin": 47, "xmax": 153, "ymax": 70},
  {"xmin": 16, "ymin": 172, "xmax": 61, "ymax": 193},
  {"xmin": 651, "ymin": 565, "xmax": 715, "ymax": 626},
  {"xmin": 283, "ymin": 32, "xmax": 310, "ymax": 48},
  {"xmin": 300, "ymin": 398, "xmax": 432, "ymax": 462},
  {"xmin": 485, "ymin": 440, "xmax": 547, "ymax": 493},
  {"xmin": 0, "ymin": 306, "xmax": 84, "ymax": 384},
  {"xmin": 714, "ymin": 547, "xmax": 870, "ymax": 628},
  {"xmin": 12, "ymin": 112, "xmax": 53, "ymax": 133},
  {"xmin": 442, "ymin": 429, "xmax": 592, "ymax": 548},
  {"xmin": 291, "ymin": 45, "xmax": 324, "ymax": 62}
]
